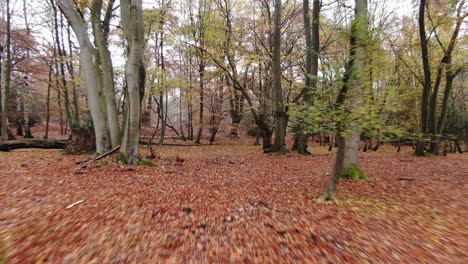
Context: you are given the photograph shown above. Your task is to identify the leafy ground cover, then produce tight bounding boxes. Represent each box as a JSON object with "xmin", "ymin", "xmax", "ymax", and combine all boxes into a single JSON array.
[{"xmin": 0, "ymin": 140, "xmax": 466, "ymax": 263}]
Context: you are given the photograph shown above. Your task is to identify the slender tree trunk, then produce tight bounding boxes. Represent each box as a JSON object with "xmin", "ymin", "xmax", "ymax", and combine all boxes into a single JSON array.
[
  {"xmin": 1, "ymin": 0, "xmax": 11, "ymax": 141},
  {"xmin": 159, "ymin": 27, "xmax": 167, "ymax": 145},
  {"xmin": 52, "ymin": 0, "xmax": 74, "ymax": 129},
  {"xmin": 179, "ymin": 87, "xmax": 186, "ymax": 141},
  {"xmin": 44, "ymin": 64, "xmax": 53, "ymax": 139},
  {"xmin": 22, "ymin": 0, "xmax": 33, "ymax": 138},
  {"xmin": 297, "ymin": 0, "xmax": 320, "ymax": 154},
  {"xmin": 67, "ymin": 24, "xmax": 80, "ymax": 121},
  {"xmin": 54, "ymin": 62, "xmax": 65, "ymax": 135},
  {"xmin": 269, "ymin": 0, "xmax": 286, "ymax": 153},
  {"xmin": 195, "ymin": 60, "xmax": 205, "ymax": 144},
  {"xmin": 91, "ymin": 0, "xmax": 121, "ymax": 147},
  {"xmin": 416, "ymin": 0, "xmax": 431, "ymax": 156},
  {"xmin": 430, "ymin": 1, "xmax": 465, "ymax": 154}
]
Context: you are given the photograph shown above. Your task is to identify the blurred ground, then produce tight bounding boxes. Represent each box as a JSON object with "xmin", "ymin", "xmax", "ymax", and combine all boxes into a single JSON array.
[{"xmin": 0, "ymin": 138, "xmax": 467, "ymax": 263}]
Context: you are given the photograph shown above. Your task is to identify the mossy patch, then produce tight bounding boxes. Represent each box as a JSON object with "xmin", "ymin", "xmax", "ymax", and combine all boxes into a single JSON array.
[
  {"xmin": 138, "ymin": 159, "xmax": 160, "ymax": 168},
  {"xmin": 116, "ymin": 152, "xmax": 127, "ymax": 165},
  {"xmin": 413, "ymin": 151, "xmax": 432, "ymax": 157},
  {"xmin": 98, "ymin": 161, "xmax": 109, "ymax": 167},
  {"xmin": 340, "ymin": 164, "xmax": 368, "ymax": 181}
]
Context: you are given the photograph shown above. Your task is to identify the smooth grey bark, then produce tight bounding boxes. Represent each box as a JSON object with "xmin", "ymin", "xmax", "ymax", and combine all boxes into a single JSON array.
[
  {"xmin": 91, "ymin": 0, "xmax": 121, "ymax": 148},
  {"xmin": 322, "ymin": 0, "xmax": 368, "ymax": 201},
  {"xmin": 120, "ymin": 0, "xmax": 145, "ymax": 163},
  {"xmin": 1, "ymin": 0, "xmax": 11, "ymax": 141},
  {"xmin": 269, "ymin": 0, "xmax": 286, "ymax": 153},
  {"xmin": 58, "ymin": 0, "xmax": 111, "ymax": 154}
]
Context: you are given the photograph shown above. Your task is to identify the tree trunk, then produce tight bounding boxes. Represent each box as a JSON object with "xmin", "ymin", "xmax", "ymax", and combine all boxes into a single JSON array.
[
  {"xmin": 297, "ymin": 0, "xmax": 320, "ymax": 155},
  {"xmin": 1, "ymin": 0, "xmax": 11, "ymax": 142},
  {"xmin": 269, "ymin": 0, "xmax": 286, "ymax": 153},
  {"xmin": 67, "ymin": 24, "xmax": 80, "ymax": 122},
  {"xmin": 430, "ymin": 1, "xmax": 465, "ymax": 154},
  {"xmin": 44, "ymin": 64, "xmax": 53, "ymax": 139},
  {"xmin": 323, "ymin": 0, "xmax": 368, "ymax": 201},
  {"xmin": 120, "ymin": 0, "xmax": 145, "ymax": 163},
  {"xmin": 58, "ymin": 0, "xmax": 111, "ymax": 154},
  {"xmin": 416, "ymin": 0, "xmax": 431, "ymax": 156},
  {"xmin": 91, "ymin": 0, "xmax": 121, "ymax": 148},
  {"xmin": 51, "ymin": 0, "xmax": 75, "ymax": 128},
  {"xmin": 22, "ymin": 0, "xmax": 33, "ymax": 138}
]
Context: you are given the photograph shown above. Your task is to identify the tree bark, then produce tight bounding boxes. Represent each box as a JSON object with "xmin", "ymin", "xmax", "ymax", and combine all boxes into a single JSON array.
[
  {"xmin": 323, "ymin": 0, "xmax": 368, "ymax": 201},
  {"xmin": 91, "ymin": 0, "xmax": 121, "ymax": 148},
  {"xmin": 51, "ymin": 0, "xmax": 75, "ymax": 128},
  {"xmin": 120, "ymin": 0, "xmax": 145, "ymax": 163},
  {"xmin": 44, "ymin": 64, "xmax": 53, "ymax": 139},
  {"xmin": 58, "ymin": 0, "xmax": 111, "ymax": 154},
  {"xmin": 429, "ymin": 1, "xmax": 465, "ymax": 154},
  {"xmin": 1, "ymin": 0, "xmax": 11, "ymax": 141},
  {"xmin": 297, "ymin": 0, "xmax": 320, "ymax": 155},
  {"xmin": 416, "ymin": 0, "xmax": 431, "ymax": 156},
  {"xmin": 22, "ymin": 0, "xmax": 33, "ymax": 138},
  {"xmin": 269, "ymin": 0, "xmax": 286, "ymax": 153}
]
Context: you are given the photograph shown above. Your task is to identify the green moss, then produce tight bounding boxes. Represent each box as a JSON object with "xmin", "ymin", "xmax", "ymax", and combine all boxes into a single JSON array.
[
  {"xmin": 116, "ymin": 152, "xmax": 127, "ymax": 164},
  {"xmin": 98, "ymin": 161, "xmax": 109, "ymax": 167},
  {"xmin": 137, "ymin": 159, "xmax": 160, "ymax": 168},
  {"xmin": 413, "ymin": 151, "xmax": 432, "ymax": 157},
  {"xmin": 340, "ymin": 164, "xmax": 368, "ymax": 181}
]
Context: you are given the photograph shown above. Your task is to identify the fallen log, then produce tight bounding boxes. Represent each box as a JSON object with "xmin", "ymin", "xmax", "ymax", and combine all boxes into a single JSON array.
[{"xmin": 0, "ymin": 139, "xmax": 68, "ymax": 151}]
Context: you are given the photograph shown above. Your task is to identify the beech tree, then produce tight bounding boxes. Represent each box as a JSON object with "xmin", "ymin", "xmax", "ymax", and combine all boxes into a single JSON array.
[
  {"xmin": 58, "ymin": 0, "xmax": 112, "ymax": 154},
  {"xmin": 119, "ymin": 0, "xmax": 146, "ymax": 163},
  {"xmin": 322, "ymin": 0, "xmax": 369, "ymax": 201}
]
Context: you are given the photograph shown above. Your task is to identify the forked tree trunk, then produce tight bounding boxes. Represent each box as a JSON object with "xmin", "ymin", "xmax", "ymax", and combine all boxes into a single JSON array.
[
  {"xmin": 322, "ymin": 0, "xmax": 368, "ymax": 201},
  {"xmin": 91, "ymin": 0, "xmax": 121, "ymax": 148},
  {"xmin": 120, "ymin": 0, "xmax": 145, "ymax": 163},
  {"xmin": 58, "ymin": 0, "xmax": 111, "ymax": 154}
]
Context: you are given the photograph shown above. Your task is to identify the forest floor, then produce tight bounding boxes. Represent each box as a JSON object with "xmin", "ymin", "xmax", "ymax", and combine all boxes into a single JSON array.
[{"xmin": 0, "ymin": 137, "xmax": 467, "ymax": 263}]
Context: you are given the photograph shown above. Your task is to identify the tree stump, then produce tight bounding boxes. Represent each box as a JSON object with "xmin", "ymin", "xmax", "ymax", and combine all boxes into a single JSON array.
[{"xmin": 65, "ymin": 126, "xmax": 96, "ymax": 154}]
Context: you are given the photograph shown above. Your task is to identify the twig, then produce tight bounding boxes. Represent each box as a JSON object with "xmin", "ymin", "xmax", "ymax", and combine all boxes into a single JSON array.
[
  {"xmin": 77, "ymin": 145, "xmax": 120, "ymax": 169},
  {"xmin": 65, "ymin": 199, "xmax": 85, "ymax": 209}
]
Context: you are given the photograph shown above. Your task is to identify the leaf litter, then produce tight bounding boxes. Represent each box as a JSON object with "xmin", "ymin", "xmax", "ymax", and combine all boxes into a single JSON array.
[{"xmin": 0, "ymin": 143, "xmax": 466, "ymax": 263}]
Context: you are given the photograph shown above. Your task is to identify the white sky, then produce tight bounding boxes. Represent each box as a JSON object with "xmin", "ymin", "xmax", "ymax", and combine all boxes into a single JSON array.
[{"xmin": 5, "ymin": 0, "xmax": 416, "ymax": 72}]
